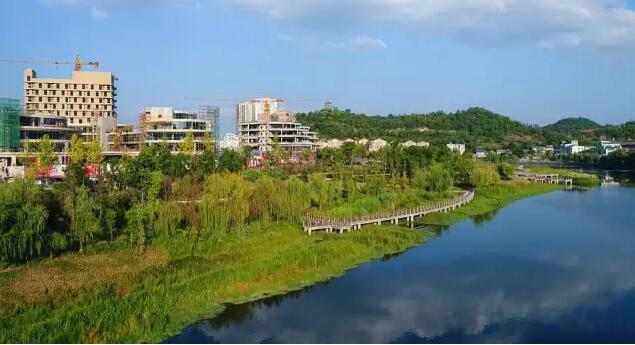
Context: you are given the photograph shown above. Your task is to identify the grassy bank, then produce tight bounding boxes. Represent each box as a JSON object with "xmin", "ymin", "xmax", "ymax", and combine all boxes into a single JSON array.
[
  {"xmin": 422, "ymin": 180, "xmax": 561, "ymax": 226},
  {"xmin": 0, "ymin": 181, "xmax": 561, "ymax": 343},
  {"xmin": 0, "ymin": 223, "xmax": 426, "ymax": 343},
  {"xmin": 527, "ymin": 166, "xmax": 599, "ymax": 187}
]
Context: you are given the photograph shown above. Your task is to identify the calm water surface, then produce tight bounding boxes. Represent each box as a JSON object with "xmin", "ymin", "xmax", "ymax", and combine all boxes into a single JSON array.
[{"xmin": 168, "ymin": 173, "xmax": 635, "ymax": 343}]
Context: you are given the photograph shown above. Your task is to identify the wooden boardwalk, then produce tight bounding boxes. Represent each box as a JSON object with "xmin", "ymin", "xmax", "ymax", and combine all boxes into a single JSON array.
[{"xmin": 303, "ymin": 190, "xmax": 475, "ymax": 235}]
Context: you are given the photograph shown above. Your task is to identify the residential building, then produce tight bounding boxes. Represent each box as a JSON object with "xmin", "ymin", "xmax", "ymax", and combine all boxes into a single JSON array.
[
  {"xmin": 475, "ymin": 149, "xmax": 488, "ymax": 158},
  {"xmin": 556, "ymin": 140, "xmax": 590, "ymax": 155},
  {"xmin": 369, "ymin": 138, "xmax": 388, "ymax": 152},
  {"xmin": 219, "ymin": 133, "xmax": 240, "ymax": 150},
  {"xmin": 447, "ymin": 143, "xmax": 466, "ymax": 155},
  {"xmin": 19, "ymin": 113, "xmax": 78, "ymax": 153},
  {"xmin": 143, "ymin": 107, "xmax": 213, "ymax": 152},
  {"xmin": 597, "ymin": 140, "xmax": 622, "ymax": 156},
  {"xmin": 107, "ymin": 124, "xmax": 143, "ymax": 153},
  {"xmin": 23, "ymin": 68, "xmax": 117, "ymax": 147},
  {"xmin": 532, "ymin": 145, "xmax": 554, "ymax": 153},
  {"xmin": 400, "ymin": 140, "xmax": 429, "ymax": 148},
  {"xmin": 236, "ymin": 96, "xmax": 318, "ymax": 158}
]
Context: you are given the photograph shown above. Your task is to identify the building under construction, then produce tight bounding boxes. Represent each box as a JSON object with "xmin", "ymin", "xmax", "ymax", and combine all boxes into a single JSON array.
[
  {"xmin": 0, "ymin": 98, "xmax": 20, "ymax": 152},
  {"xmin": 106, "ymin": 105, "xmax": 219, "ymax": 154}
]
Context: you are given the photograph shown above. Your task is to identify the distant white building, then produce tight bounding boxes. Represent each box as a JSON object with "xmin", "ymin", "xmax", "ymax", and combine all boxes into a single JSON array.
[
  {"xmin": 475, "ymin": 149, "xmax": 488, "ymax": 159},
  {"xmin": 597, "ymin": 140, "xmax": 622, "ymax": 156},
  {"xmin": 557, "ymin": 140, "xmax": 590, "ymax": 155},
  {"xmin": 219, "ymin": 133, "xmax": 240, "ymax": 150},
  {"xmin": 369, "ymin": 138, "xmax": 388, "ymax": 152},
  {"xmin": 532, "ymin": 145, "xmax": 554, "ymax": 154},
  {"xmin": 236, "ymin": 96, "xmax": 318, "ymax": 158},
  {"xmin": 317, "ymin": 138, "xmax": 343, "ymax": 149},
  {"xmin": 400, "ymin": 140, "xmax": 429, "ymax": 148},
  {"xmin": 447, "ymin": 143, "xmax": 466, "ymax": 155}
]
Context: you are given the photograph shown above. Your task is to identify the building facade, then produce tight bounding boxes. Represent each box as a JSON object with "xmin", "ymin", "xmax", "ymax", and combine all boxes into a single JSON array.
[
  {"xmin": 236, "ymin": 97, "xmax": 318, "ymax": 158},
  {"xmin": 0, "ymin": 98, "xmax": 78, "ymax": 166},
  {"xmin": 107, "ymin": 107, "xmax": 215, "ymax": 153},
  {"xmin": 23, "ymin": 68, "xmax": 117, "ymax": 149},
  {"xmin": 447, "ymin": 143, "xmax": 466, "ymax": 155}
]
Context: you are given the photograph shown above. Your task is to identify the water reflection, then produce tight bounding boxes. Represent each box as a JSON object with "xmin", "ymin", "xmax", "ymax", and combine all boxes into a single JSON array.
[
  {"xmin": 168, "ymin": 185, "xmax": 635, "ymax": 343},
  {"xmin": 471, "ymin": 209, "xmax": 500, "ymax": 227}
]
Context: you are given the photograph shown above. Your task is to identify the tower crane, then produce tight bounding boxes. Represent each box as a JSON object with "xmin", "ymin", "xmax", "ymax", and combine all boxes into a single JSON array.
[{"xmin": 0, "ymin": 54, "xmax": 99, "ymax": 71}]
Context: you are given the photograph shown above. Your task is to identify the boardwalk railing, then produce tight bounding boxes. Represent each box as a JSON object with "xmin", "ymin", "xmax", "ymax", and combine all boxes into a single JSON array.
[{"xmin": 302, "ymin": 190, "xmax": 475, "ymax": 235}]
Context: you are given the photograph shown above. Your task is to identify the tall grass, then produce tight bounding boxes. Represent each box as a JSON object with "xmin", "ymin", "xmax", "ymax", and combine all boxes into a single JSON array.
[{"xmin": 0, "ymin": 223, "xmax": 425, "ymax": 343}]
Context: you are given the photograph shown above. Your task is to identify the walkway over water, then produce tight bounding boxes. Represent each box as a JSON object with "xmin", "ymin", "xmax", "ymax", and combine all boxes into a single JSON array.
[{"xmin": 303, "ymin": 190, "xmax": 475, "ymax": 235}]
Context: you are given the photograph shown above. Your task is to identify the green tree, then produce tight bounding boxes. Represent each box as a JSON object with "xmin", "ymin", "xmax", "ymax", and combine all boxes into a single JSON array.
[
  {"xmin": 0, "ymin": 179, "xmax": 48, "ymax": 262},
  {"xmin": 38, "ymin": 135, "xmax": 57, "ymax": 167},
  {"xmin": 218, "ymin": 148, "xmax": 244, "ymax": 172},
  {"xmin": 63, "ymin": 186, "xmax": 100, "ymax": 253},
  {"xmin": 180, "ymin": 132, "xmax": 195, "ymax": 156},
  {"xmin": 68, "ymin": 134, "xmax": 86, "ymax": 166},
  {"xmin": 86, "ymin": 140, "xmax": 103, "ymax": 166},
  {"xmin": 425, "ymin": 163, "xmax": 454, "ymax": 192},
  {"xmin": 497, "ymin": 163, "xmax": 515, "ymax": 180}
]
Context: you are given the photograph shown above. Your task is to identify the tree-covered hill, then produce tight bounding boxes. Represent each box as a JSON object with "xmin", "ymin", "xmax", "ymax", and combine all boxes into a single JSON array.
[
  {"xmin": 544, "ymin": 117, "xmax": 600, "ymax": 133},
  {"xmin": 296, "ymin": 108, "xmax": 634, "ymax": 150},
  {"xmin": 296, "ymin": 107, "xmax": 549, "ymax": 149}
]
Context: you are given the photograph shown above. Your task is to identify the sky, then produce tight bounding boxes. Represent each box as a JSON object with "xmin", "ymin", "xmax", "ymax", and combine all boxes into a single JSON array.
[{"xmin": 1, "ymin": 0, "xmax": 635, "ymax": 135}]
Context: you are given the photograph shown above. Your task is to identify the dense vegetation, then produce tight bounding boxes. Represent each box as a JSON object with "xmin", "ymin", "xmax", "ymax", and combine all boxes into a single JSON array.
[
  {"xmin": 544, "ymin": 117, "xmax": 600, "ymax": 133},
  {"xmin": 0, "ymin": 131, "xmax": 570, "ymax": 342},
  {"xmin": 296, "ymin": 109, "xmax": 635, "ymax": 152}
]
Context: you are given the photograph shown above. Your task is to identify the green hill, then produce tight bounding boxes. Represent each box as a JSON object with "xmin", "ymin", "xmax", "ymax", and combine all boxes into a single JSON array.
[
  {"xmin": 296, "ymin": 107, "xmax": 548, "ymax": 149},
  {"xmin": 544, "ymin": 117, "xmax": 600, "ymax": 133}
]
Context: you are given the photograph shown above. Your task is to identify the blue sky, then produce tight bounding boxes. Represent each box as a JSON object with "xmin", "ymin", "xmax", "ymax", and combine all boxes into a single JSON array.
[{"xmin": 1, "ymin": 0, "xmax": 635, "ymax": 134}]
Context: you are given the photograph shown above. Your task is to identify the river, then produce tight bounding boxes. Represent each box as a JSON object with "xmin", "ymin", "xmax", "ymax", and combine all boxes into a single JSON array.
[{"xmin": 168, "ymin": 172, "xmax": 635, "ymax": 343}]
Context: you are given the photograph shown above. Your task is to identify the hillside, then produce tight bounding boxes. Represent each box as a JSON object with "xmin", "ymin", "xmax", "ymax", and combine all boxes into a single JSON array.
[
  {"xmin": 296, "ymin": 109, "xmax": 635, "ymax": 150},
  {"xmin": 544, "ymin": 117, "xmax": 600, "ymax": 133},
  {"xmin": 296, "ymin": 107, "xmax": 551, "ymax": 149}
]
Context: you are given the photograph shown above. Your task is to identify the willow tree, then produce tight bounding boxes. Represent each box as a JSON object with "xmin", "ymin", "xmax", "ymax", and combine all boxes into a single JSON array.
[
  {"xmin": 308, "ymin": 173, "xmax": 329, "ymax": 208},
  {"xmin": 194, "ymin": 174, "xmax": 251, "ymax": 254},
  {"xmin": 63, "ymin": 186, "xmax": 100, "ymax": 253},
  {"xmin": 0, "ymin": 179, "xmax": 48, "ymax": 263}
]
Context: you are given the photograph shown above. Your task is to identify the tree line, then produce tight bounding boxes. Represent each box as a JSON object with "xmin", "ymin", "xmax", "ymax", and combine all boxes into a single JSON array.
[{"xmin": 0, "ymin": 134, "xmax": 514, "ymax": 264}]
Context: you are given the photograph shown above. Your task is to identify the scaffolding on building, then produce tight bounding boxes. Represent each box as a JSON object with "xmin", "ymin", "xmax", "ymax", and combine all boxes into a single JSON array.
[{"xmin": 0, "ymin": 98, "xmax": 20, "ymax": 152}]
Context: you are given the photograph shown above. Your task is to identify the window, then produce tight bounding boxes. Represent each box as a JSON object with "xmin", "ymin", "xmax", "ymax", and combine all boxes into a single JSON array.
[
  {"xmin": 79, "ymin": 119, "xmax": 82, "ymax": 124},
  {"xmin": 82, "ymin": 84, "xmax": 86, "ymax": 90},
  {"xmin": 26, "ymin": 76, "xmax": 31, "ymax": 81},
  {"xmin": 73, "ymin": 84, "xmax": 77, "ymax": 90},
  {"xmin": 56, "ymin": 83, "xmax": 60, "ymax": 88}
]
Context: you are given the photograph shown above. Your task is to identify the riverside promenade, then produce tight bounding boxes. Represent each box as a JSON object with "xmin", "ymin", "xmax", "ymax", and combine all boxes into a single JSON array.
[{"xmin": 303, "ymin": 190, "xmax": 475, "ymax": 235}]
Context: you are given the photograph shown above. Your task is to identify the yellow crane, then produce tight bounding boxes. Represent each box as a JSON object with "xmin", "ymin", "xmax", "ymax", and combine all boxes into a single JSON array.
[{"xmin": 0, "ymin": 54, "xmax": 99, "ymax": 71}]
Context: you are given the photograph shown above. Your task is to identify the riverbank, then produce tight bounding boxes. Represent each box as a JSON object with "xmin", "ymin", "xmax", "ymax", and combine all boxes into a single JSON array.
[
  {"xmin": 0, "ymin": 181, "xmax": 560, "ymax": 343},
  {"xmin": 421, "ymin": 181, "xmax": 561, "ymax": 226}
]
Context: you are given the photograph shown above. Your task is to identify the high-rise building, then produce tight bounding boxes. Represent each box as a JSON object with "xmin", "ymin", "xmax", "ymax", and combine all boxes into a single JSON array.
[
  {"xmin": 23, "ymin": 68, "xmax": 117, "ymax": 145},
  {"xmin": 236, "ymin": 96, "xmax": 318, "ymax": 159}
]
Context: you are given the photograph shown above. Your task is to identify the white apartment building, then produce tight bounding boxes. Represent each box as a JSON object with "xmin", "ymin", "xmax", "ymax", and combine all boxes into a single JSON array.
[
  {"xmin": 23, "ymin": 68, "xmax": 117, "ymax": 148},
  {"xmin": 236, "ymin": 97, "xmax": 318, "ymax": 158},
  {"xmin": 597, "ymin": 140, "xmax": 622, "ymax": 156},
  {"xmin": 557, "ymin": 140, "xmax": 590, "ymax": 155},
  {"xmin": 447, "ymin": 143, "xmax": 466, "ymax": 155},
  {"xmin": 219, "ymin": 133, "xmax": 240, "ymax": 150}
]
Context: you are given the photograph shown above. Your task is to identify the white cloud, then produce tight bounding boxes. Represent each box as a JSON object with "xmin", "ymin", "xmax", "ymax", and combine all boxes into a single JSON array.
[
  {"xmin": 91, "ymin": 6, "xmax": 109, "ymax": 19},
  {"xmin": 231, "ymin": 0, "xmax": 635, "ymax": 51},
  {"xmin": 311, "ymin": 35, "xmax": 387, "ymax": 50}
]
